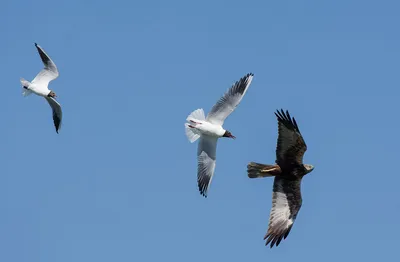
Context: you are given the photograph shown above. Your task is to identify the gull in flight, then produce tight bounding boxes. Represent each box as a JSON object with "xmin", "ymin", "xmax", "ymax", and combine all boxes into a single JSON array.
[
  {"xmin": 185, "ymin": 73, "xmax": 254, "ymax": 197},
  {"xmin": 20, "ymin": 43, "xmax": 62, "ymax": 133}
]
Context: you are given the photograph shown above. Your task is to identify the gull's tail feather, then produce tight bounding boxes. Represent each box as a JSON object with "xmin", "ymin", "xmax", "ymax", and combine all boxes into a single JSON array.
[
  {"xmin": 185, "ymin": 123, "xmax": 201, "ymax": 143},
  {"xmin": 186, "ymin": 108, "xmax": 205, "ymax": 122},
  {"xmin": 247, "ymin": 162, "xmax": 282, "ymax": 178},
  {"xmin": 20, "ymin": 78, "xmax": 32, "ymax": 96},
  {"xmin": 184, "ymin": 108, "xmax": 205, "ymax": 143}
]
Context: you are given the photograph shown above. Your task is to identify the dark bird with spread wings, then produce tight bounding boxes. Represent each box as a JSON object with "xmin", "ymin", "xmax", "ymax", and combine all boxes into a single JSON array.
[{"xmin": 247, "ymin": 109, "xmax": 314, "ymax": 248}]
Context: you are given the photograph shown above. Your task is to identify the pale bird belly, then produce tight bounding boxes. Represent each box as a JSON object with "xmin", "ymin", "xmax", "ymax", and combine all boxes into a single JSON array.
[
  {"xmin": 29, "ymin": 84, "xmax": 50, "ymax": 97},
  {"xmin": 196, "ymin": 121, "xmax": 225, "ymax": 137}
]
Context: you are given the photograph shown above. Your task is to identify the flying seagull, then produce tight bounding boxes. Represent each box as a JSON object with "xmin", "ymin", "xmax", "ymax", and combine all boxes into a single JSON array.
[
  {"xmin": 185, "ymin": 73, "xmax": 254, "ymax": 197},
  {"xmin": 247, "ymin": 109, "xmax": 314, "ymax": 248},
  {"xmin": 20, "ymin": 43, "xmax": 62, "ymax": 133}
]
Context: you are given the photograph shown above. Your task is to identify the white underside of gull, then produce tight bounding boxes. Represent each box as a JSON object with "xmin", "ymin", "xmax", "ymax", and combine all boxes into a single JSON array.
[{"xmin": 184, "ymin": 73, "xmax": 254, "ymax": 197}]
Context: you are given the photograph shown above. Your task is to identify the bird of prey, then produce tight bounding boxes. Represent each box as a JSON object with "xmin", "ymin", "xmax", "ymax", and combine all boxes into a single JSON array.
[
  {"xmin": 20, "ymin": 43, "xmax": 62, "ymax": 133},
  {"xmin": 247, "ymin": 109, "xmax": 314, "ymax": 248},
  {"xmin": 185, "ymin": 73, "xmax": 254, "ymax": 197}
]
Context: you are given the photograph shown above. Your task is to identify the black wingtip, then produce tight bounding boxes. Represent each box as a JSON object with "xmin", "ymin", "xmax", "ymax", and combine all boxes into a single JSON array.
[
  {"xmin": 200, "ymin": 187, "xmax": 208, "ymax": 198},
  {"xmin": 34, "ymin": 42, "xmax": 38, "ymax": 47},
  {"xmin": 239, "ymin": 73, "xmax": 254, "ymax": 82},
  {"xmin": 275, "ymin": 109, "xmax": 300, "ymax": 133},
  {"xmin": 244, "ymin": 73, "xmax": 254, "ymax": 81}
]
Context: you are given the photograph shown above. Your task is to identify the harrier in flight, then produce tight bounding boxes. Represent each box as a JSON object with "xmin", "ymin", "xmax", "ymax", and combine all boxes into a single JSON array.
[{"xmin": 247, "ymin": 109, "xmax": 314, "ymax": 248}]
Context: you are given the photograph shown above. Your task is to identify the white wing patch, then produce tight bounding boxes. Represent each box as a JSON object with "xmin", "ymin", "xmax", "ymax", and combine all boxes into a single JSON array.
[
  {"xmin": 268, "ymin": 191, "xmax": 294, "ymax": 230},
  {"xmin": 264, "ymin": 176, "xmax": 302, "ymax": 248}
]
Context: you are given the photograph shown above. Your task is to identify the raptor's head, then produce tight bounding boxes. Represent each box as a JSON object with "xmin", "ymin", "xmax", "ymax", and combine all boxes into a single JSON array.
[{"xmin": 303, "ymin": 164, "xmax": 314, "ymax": 174}]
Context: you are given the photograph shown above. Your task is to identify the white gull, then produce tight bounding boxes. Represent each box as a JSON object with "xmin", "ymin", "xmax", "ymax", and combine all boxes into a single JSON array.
[
  {"xmin": 20, "ymin": 43, "xmax": 62, "ymax": 133},
  {"xmin": 185, "ymin": 73, "xmax": 254, "ymax": 197}
]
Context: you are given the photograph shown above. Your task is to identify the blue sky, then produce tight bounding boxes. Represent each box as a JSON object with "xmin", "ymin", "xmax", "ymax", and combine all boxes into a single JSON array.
[{"xmin": 1, "ymin": 0, "xmax": 399, "ymax": 261}]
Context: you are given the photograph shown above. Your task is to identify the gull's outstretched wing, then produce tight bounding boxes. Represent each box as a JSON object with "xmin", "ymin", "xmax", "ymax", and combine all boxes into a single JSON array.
[
  {"xmin": 45, "ymin": 97, "xmax": 62, "ymax": 133},
  {"xmin": 32, "ymin": 43, "xmax": 59, "ymax": 87},
  {"xmin": 197, "ymin": 135, "xmax": 218, "ymax": 197},
  {"xmin": 206, "ymin": 73, "xmax": 253, "ymax": 126}
]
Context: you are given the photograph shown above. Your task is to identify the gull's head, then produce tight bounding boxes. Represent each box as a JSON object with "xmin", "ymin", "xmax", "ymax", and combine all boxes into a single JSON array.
[
  {"xmin": 48, "ymin": 91, "xmax": 57, "ymax": 98},
  {"xmin": 222, "ymin": 130, "xmax": 236, "ymax": 139},
  {"xmin": 303, "ymin": 164, "xmax": 314, "ymax": 174}
]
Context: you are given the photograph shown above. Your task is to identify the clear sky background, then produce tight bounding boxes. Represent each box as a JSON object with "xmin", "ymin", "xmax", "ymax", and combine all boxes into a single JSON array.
[{"xmin": 1, "ymin": 0, "xmax": 399, "ymax": 261}]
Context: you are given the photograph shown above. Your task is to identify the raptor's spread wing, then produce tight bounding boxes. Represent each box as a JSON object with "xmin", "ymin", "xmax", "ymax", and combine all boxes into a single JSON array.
[
  {"xmin": 275, "ymin": 109, "xmax": 307, "ymax": 167},
  {"xmin": 264, "ymin": 176, "xmax": 302, "ymax": 248}
]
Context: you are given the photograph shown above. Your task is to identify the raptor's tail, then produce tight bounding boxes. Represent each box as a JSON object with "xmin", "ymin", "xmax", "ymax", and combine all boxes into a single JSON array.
[{"xmin": 247, "ymin": 162, "xmax": 281, "ymax": 178}]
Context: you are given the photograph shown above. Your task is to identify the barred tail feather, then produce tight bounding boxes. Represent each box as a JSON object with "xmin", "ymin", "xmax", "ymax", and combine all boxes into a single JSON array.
[{"xmin": 247, "ymin": 162, "xmax": 281, "ymax": 178}]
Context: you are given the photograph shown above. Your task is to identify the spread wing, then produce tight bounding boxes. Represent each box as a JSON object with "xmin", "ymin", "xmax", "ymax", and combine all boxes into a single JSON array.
[
  {"xmin": 45, "ymin": 97, "xmax": 62, "ymax": 133},
  {"xmin": 197, "ymin": 135, "xmax": 218, "ymax": 197},
  {"xmin": 264, "ymin": 176, "xmax": 302, "ymax": 248},
  {"xmin": 206, "ymin": 73, "xmax": 253, "ymax": 126},
  {"xmin": 32, "ymin": 43, "xmax": 59, "ymax": 87},
  {"xmin": 275, "ymin": 109, "xmax": 307, "ymax": 167}
]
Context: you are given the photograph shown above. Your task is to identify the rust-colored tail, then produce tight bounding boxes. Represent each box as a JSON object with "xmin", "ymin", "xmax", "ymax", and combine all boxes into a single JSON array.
[{"xmin": 247, "ymin": 162, "xmax": 281, "ymax": 178}]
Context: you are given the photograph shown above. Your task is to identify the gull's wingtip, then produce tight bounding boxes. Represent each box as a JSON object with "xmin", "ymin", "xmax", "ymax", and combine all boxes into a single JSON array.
[{"xmin": 244, "ymin": 72, "xmax": 254, "ymax": 82}]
